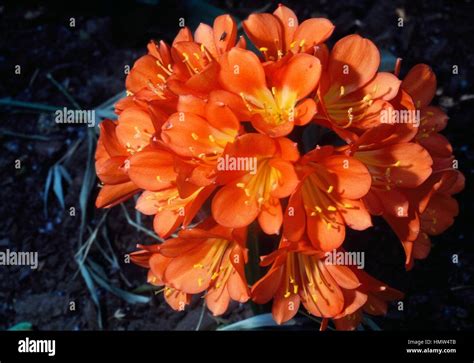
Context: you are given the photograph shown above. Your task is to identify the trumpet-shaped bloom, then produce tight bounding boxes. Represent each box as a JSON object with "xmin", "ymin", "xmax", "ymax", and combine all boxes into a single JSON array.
[
  {"xmin": 332, "ymin": 269, "xmax": 403, "ymax": 330},
  {"xmin": 130, "ymin": 245, "xmax": 191, "ymax": 311},
  {"xmin": 135, "ymin": 184, "xmax": 214, "ymax": 238},
  {"xmin": 243, "ymin": 4, "xmax": 334, "ymax": 61},
  {"xmin": 252, "ymin": 239, "xmax": 368, "ymax": 324},
  {"xmin": 212, "ymin": 133, "xmax": 299, "ymax": 234},
  {"xmin": 315, "ymin": 35, "xmax": 401, "ymax": 139},
  {"xmin": 219, "ymin": 48, "xmax": 320, "ymax": 137},
  {"xmin": 151, "ymin": 220, "xmax": 250, "ymax": 315},
  {"xmin": 95, "ymin": 119, "xmax": 140, "ymax": 208},
  {"xmin": 284, "ymin": 146, "xmax": 372, "ymax": 251}
]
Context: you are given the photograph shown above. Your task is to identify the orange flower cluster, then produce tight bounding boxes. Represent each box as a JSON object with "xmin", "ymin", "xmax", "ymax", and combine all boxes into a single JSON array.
[{"xmin": 95, "ymin": 5, "xmax": 464, "ymax": 329}]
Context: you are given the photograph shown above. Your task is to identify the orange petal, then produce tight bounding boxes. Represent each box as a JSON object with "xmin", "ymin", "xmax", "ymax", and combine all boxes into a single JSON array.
[
  {"xmin": 165, "ymin": 289, "xmax": 190, "ymax": 311},
  {"xmin": 340, "ymin": 198, "xmax": 372, "ymax": 231},
  {"xmin": 136, "ymin": 191, "xmax": 160, "ymax": 215},
  {"xmin": 149, "ymin": 254, "xmax": 171, "ymax": 283},
  {"xmin": 421, "ymin": 193, "xmax": 458, "ymax": 235},
  {"xmin": 177, "ymin": 94, "xmax": 207, "ymax": 117},
  {"xmin": 420, "ymin": 106, "xmax": 448, "ymax": 132},
  {"xmin": 273, "ymin": 4, "xmax": 298, "ymax": 51},
  {"xmin": 418, "ymin": 132, "xmax": 452, "ymax": 158},
  {"xmin": 116, "ymin": 106, "xmax": 155, "ymax": 151},
  {"xmin": 161, "ymin": 112, "xmax": 230, "ymax": 157},
  {"xmin": 293, "ymin": 18, "xmax": 335, "ymax": 53},
  {"xmin": 98, "ymin": 120, "xmax": 127, "ymax": 157},
  {"xmin": 307, "ymin": 261, "xmax": 344, "ymax": 317},
  {"xmin": 96, "ymin": 156, "xmax": 129, "ymax": 185},
  {"xmin": 227, "ymin": 268, "xmax": 250, "ymax": 303},
  {"xmin": 272, "ymin": 53, "xmax": 321, "ymax": 100},
  {"xmin": 213, "ymin": 14, "xmax": 237, "ymax": 55},
  {"xmin": 283, "ymin": 188, "xmax": 306, "ymax": 241},
  {"xmin": 212, "ymin": 185, "xmax": 259, "ymax": 228},
  {"xmin": 164, "ymin": 244, "xmax": 212, "ymax": 294},
  {"xmin": 194, "ymin": 23, "xmax": 219, "ymax": 58},
  {"xmin": 322, "ymin": 155, "xmax": 371, "ymax": 199},
  {"xmin": 205, "ymin": 99, "xmax": 240, "ymax": 133},
  {"xmin": 208, "ymin": 90, "xmax": 251, "ymax": 121},
  {"xmin": 402, "ymin": 64, "xmax": 436, "ymax": 108},
  {"xmin": 251, "ymin": 266, "xmax": 284, "ymax": 304},
  {"xmin": 336, "ymin": 289, "xmax": 367, "ymax": 318},
  {"xmin": 348, "ymin": 71, "xmax": 401, "ymax": 102},
  {"xmin": 385, "ymin": 212, "xmax": 420, "ymax": 245},
  {"xmin": 258, "ymin": 198, "xmax": 283, "ymax": 235},
  {"xmin": 268, "ymin": 159, "xmax": 299, "ymax": 198},
  {"xmin": 206, "ymin": 283, "xmax": 231, "ymax": 316},
  {"xmin": 328, "ymin": 34, "xmax": 380, "ymax": 95},
  {"xmin": 294, "ymin": 98, "xmax": 317, "ymax": 125},
  {"xmin": 95, "ymin": 182, "xmax": 139, "ymax": 208},
  {"xmin": 184, "ymin": 61, "xmax": 221, "ymax": 96},
  {"xmin": 128, "ymin": 149, "xmax": 176, "ymax": 190},
  {"xmin": 372, "ymin": 188, "xmax": 409, "ymax": 217},
  {"xmin": 325, "ymin": 264, "xmax": 360, "ymax": 289},
  {"xmin": 125, "ymin": 54, "xmax": 162, "ymax": 94},
  {"xmin": 413, "ymin": 232, "xmax": 431, "ymax": 260},
  {"xmin": 356, "ymin": 143, "xmax": 433, "ymax": 188},
  {"xmin": 172, "ymin": 27, "xmax": 193, "ymax": 45},
  {"xmin": 276, "ymin": 137, "xmax": 300, "ymax": 161},
  {"xmin": 153, "ymin": 210, "xmax": 182, "ymax": 238},
  {"xmin": 307, "ymin": 211, "xmax": 345, "ymax": 251},
  {"xmin": 242, "ymin": 13, "xmax": 284, "ymax": 60},
  {"xmin": 272, "ymin": 289, "xmax": 300, "ymax": 324},
  {"xmin": 219, "ymin": 47, "xmax": 267, "ymax": 96}
]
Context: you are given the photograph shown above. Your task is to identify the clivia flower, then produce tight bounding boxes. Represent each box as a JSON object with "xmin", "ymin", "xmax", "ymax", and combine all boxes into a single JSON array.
[
  {"xmin": 251, "ymin": 238, "xmax": 401, "ymax": 326},
  {"xmin": 132, "ymin": 219, "xmax": 249, "ymax": 315},
  {"xmin": 284, "ymin": 145, "xmax": 372, "ymax": 251},
  {"xmin": 243, "ymin": 4, "xmax": 335, "ymax": 60},
  {"xmin": 130, "ymin": 244, "xmax": 191, "ymax": 311},
  {"xmin": 211, "ymin": 133, "xmax": 299, "ymax": 234},
  {"xmin": 315, "ymin": 34, "xmax": 401, "ymax": 140},
  {"xmin": 218, "ymin": 48, "xmax": 321, "ymax": 137}
]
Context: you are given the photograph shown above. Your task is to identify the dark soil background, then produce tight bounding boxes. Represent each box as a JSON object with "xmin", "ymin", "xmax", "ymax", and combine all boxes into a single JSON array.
[{"xmin": 0, "ymin": 0, "xmax": 472, "ymax": 330}]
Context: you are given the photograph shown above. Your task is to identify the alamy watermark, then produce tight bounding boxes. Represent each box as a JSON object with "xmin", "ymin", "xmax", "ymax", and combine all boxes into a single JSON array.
[
  {"xmin": 324, "ymin": 249, "xmax": 365, "ymax": 269},
  {"xmin": 380, "ymin": 109, "xmax": 420, "ymax": 128},
  {"xmin": 216, "ymin": 155, "xmax": 257, "ymax": 175},
  {"xmin": 0, "ymin": 249, "xmax": 38, "ymax": 269},
  {"xmin": 55, "ymin": 107, "xmax": 95, "ymax": 127}
]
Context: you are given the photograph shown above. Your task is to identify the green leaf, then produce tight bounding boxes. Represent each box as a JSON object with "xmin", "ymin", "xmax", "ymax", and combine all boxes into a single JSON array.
[
  {"xmin": 8, "ymin": 322, "xmax": 33, "ymax": 331},
  {"xmin": 43, "ymin": 167, "xmax": 53, "ymax": 217},
  {"xmin": 59, "ymin": 165, "xmax": 72, "ymax": 184},
  {"xmin": 79, "ymin": 129, "xmax": 96, "ymax": 244},
  {"xmin": 53, "ymin": 165, "xmax": 65, "ymax": 209},
  {"xmin": 78, "ymin": 262, "xmax": 103, "ymax": 329},
  {"xmin": 87, "ymin": 260, "xmax": 150, "ymax": 304},
  {"xmin": 363, "ymin": 315, "xmax": 382, "ymax": 331}
]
